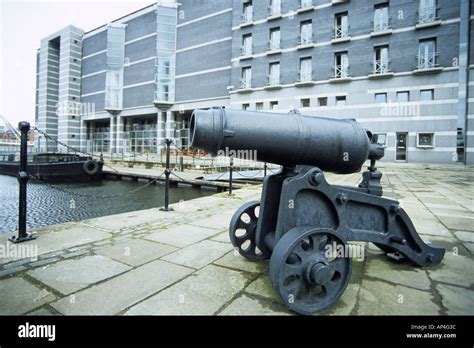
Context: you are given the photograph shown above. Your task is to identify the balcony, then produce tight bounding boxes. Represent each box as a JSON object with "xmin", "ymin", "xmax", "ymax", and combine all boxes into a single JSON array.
[
  {"xmin": 295, "ymin": 73, "xmax": 315, "ymax": 87},
  {"xmin": 331, "ymin": 26, "xmax": 351, "ymax": 44},
  {"xmin": 370, "ymin": 19, "xmax": 392, "ymax": 37},
  {"xmin": 413, "ymin": 53, "xmax": 442, "ymax": 75},
  {"xmin": 237, "ymin": 79, "xmax": 253, "ymax": 93},
  {"xmin": 153, "ymin": 91, "xmax": 173, "ymax": 108},
  {"xmin": 368, "ymin": 60, "xmax": 394, "ymax": 79},
  {"xmin": 297, "ymin": 2, "xmax": 314, "ymax": 13},
  {"xmin": 264, "ymin": 76, "xmax": 282, "ymax": 90},
  {"xmin": 240, "ymin": 14, "xmax": 254, "ymax": 28},
  {"xmin": 415, "ymin": 6, "xmax": 441, "ymax": 29},
  {"xmin": 330, "ymin": 65, "xmax": 351, "ymax": 83},
  {"xmin": 267, "ymin": 6, "xmax": 282, "ymax": 21},
  {"xmin": 297, "ymin": 37, "xmax": 314, "ymax": 50}
]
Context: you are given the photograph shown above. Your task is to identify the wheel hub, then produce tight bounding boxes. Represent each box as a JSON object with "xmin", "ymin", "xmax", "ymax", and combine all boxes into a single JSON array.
[{"xmin": 309, "ymin": 262, "xmax": 330, "ymax": 285}]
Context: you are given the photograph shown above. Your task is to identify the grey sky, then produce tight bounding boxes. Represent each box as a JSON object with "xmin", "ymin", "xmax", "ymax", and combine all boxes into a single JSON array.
[{"xmin": 0, "ymin": 0, "xmax": 152, "ymax": 127}]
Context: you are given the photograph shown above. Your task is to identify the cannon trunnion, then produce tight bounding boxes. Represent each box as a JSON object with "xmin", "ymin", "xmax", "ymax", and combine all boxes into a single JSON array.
[{"xmin": 190, "ymin": 108, "xmax": 445, "ymax": 315}]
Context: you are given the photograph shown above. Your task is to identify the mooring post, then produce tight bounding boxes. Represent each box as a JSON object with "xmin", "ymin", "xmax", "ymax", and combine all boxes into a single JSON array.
[
  {"xmin": 264, "ymin": 162, "xmax": 268, "ymax": 177},
  {"xmin": 160, "ymin": 138, "xmax": 173, "ymax": 211},
  {"xmin": 9, "ymin": 121, "xmax": 36, "ymax": 243},
  {"xmin": 179, "ymin": 155, "xmax": 184, "ymax": 172},
  {"xmin": 229, "ymin": 156, "xmax": 234, "ymax": 196}
]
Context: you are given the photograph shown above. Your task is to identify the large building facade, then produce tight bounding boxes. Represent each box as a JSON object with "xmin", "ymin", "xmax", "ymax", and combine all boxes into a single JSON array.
[{"xmin": 35, "ymin": 0, "xmax": 473, "ymax": 164}]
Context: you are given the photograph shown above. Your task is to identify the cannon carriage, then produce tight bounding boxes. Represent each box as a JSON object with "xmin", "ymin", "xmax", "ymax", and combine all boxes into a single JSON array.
[{"xmin": 190, "ymin": 107, "xmax": 445, "ymax": 315}]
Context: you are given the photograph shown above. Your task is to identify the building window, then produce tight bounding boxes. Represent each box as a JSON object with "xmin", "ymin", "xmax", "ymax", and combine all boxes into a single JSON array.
[
  {"xmin": 418, "ymin": 0, "xmax": 438, "ymax": 24},
  {"xmin": 417, "ymin": 133, "xmax": 435, "ymax": 148},
  {"xmin": 397, "ymin": 91, "xmax": 410, "ymax": 102},
  {"xmin": 242, "ymin": 1, "xmax": 253, "ymax": 23},
  {"xmin": 335, "ymin": 12, "xmax": 349, "ymax": 39},
  {"xmin": 241, "ymin": 67, "xmax": 252, "ymax": 88},
  {"xmin": 336, "ymin": 96, "xmax": 346, "ymax": 105},
  {"xmin": 269, "ymin": 0, "xmax": 281, "ymax": 17},
  {"xmin": 334, "ymin": 52, "xmax": 349, "ymax": 78},
  {"xmin": 418, "ymin": 39, "xmax": 437, "ymax": 69},
  {"xmin": 375, "ymin": 93, "xmax": 387, "ymax": 103},
  {"xmin": 299, "ymin": 57, "xmax": 312, "ymax": 81},
  {"xmin": 256, "ymin": 102, "xmax": 264, "ymax": 110},
  {"xmin": 300, "ymin": 20, "xmax": 313, "ymax": 45},
  {"xmin": 270, "ymin": 101, "xmax": 278, "ymax": 109},
  {"xmin": 242, "ymin": 103, "xmax": 250, "ymax": 110},
  {"xmin": 374, "ymin": 3, "xmax": 389, "ymax": 32},
  {"xmin": 318, "ymin": 97, "xmax": 328, "ymax": 106},
  {"xmin": 242, "ymin": 34, "xmax": 252, "ymax": 56},
  {"xmin": 301, "ymin": 98, "xmax": 310, "ymax": 108},
  {"xmin": 269, "ymin": 27, "xmax": 281, "ymax": 51},
  {"xmin": 269, "ymin": 62, "xmax": 280, "ymax": 85},
  {"xmin": 374, "ymin": 45, "xmax": 389, "ymax": 74},
  {"xmin": 420, "ymin": 89, "xmax": 434, "ymax": 100},
  {"xmin": 300, "ymin": 0, "xmax": 313, "ymax": 9},
  {"xmin": 373, "ymin": 133, "xmax": 387, "ymax": 147}
]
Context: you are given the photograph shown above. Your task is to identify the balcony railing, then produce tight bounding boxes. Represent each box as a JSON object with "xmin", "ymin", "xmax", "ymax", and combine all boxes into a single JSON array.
[
  {"xmin": 298, "ymin": 72, "xmax": 313, "ymax": 82},
  {"xmin": 240, "ymin": 79, "xmax": 252, "ymax": 89},
  {"xmin": 269, "ymin": 40, "xmax": 281, "ymax": 51},
  {"xmin": 335, "ymin": 24, "xmax": 349, "ymax": 39},
  {"xmin": 268, "ymin": 6, "xmax": 281, "ymax": 17},
  {"xmin": 299, "ymin": 0, "xmax": 313, "ymax": 10},
  {"xmin": 299, "ymin": 35, "xmax": 313, "ymax": 45},
  {"xmin": 373, "ymin": 17, "xmax": 390, "ymax": 32},
  {"xmin": 241, "ymin": 46, "xmax": 252, "ymax": 56},
  {"xmin": 417, "ymin": 6, "xmax": 439, "ymax": 24},
  {"xmin": 334, "ymin": 65, "xmax": 349, "ymax": 78},
  {"xmin": 241, "ymin": 13, "xmax": 253, "ymax": 24},
  {"xmin": 416, "ymin": 52, "xmax": 439, "ymax": 70},
  {"xmin": 373, "ymin": 59, "xmax": 390, "ymax": 74},
  {"xmin": 268, "ymin": 75, "xmax": 280, "ymax": 85}
]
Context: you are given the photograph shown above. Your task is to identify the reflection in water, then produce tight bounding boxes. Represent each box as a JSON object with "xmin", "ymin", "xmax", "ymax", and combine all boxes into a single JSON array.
[{"xmin": 0, "ymin": 174, "xmax": 215, "ymax": 234}]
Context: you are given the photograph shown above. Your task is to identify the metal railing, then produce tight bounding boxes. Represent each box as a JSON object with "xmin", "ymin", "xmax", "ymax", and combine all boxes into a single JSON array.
[
  {"xmin": 416, "ymin": 52, "xmax": 439, "ymax": 70},
  {"xmin": 373, "ymin": 60, "xmax": 390, "ymax": 74},
  {"xmin": 269, "ymin": 40, "xmax": 281, "ymax": 51},
  {"xmin": 239, "ymin": 79, "xmax": 252, "ymax": 89},
  {"xmin": 334, "ymin": 64, "xmax": 349, "ymax": 78},
  {"xmin": 335, "ymin": 24, "xmax": 349, "ymax": 39},
  {"xmin": 298, "ymin": 72, "xmax": 313, "ymax": 82},
  {"xmin": 299, "ymin": 35, "xmax": 313, "ymax": 45},
  {"xmin": 241, "ymin": 12, "xmax": 253, "ymax": 24},
  {"xmin": 373, "ymin": 17, "xmax": 390, "ymax": 32},
  {"xmin": 299, "ymin": 0, "xmax": 313, "ymax": 10},
  {"xmin": 241, "ymin": 46, "xmax": 252, "ymax": 56},
  {"xmin": 417, "ymin": 6, "xmax": 440, "ymax": 24},
  {"xmin": 268, "ymin": 75, "xmax": 280, "ymax": 85}
]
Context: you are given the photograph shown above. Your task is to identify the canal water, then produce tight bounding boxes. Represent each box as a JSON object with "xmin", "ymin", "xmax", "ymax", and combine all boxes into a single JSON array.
[{"xmin": 0, "ymin": 174, "xmax": 215, "ymax": 234}]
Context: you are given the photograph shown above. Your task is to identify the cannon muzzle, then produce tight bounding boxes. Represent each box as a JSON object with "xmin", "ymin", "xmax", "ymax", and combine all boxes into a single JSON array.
[{"xmin": 190, "ymin": 107, "xmax": 383, "ymax": 174}]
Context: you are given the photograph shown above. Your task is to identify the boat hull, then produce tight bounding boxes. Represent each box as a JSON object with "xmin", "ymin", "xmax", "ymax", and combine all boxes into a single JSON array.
[{"xmin": 0, "ymin": 162, "xmax": 103, "ymax": 182}]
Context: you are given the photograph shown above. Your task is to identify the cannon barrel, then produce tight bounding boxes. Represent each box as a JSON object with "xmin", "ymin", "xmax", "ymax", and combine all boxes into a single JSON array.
[{"xmin": 189, "ymin": 108, "xmax": 383, "ymax": 174}]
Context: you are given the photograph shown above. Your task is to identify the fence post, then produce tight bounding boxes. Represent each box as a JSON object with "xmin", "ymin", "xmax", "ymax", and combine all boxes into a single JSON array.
[
  {"xmin": 160, "ymin": 138, "xmax": 173, "ymax": 211},
  {"xmin": 9, "ymin": 122, "xmax": 36, "ymax": 243},
  {"xmin": 229, "ymin": 156, "xmax": 234, "ymax": 196}
]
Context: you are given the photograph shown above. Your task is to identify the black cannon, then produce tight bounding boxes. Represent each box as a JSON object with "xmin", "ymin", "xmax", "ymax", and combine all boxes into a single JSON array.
[{"xmin": 190, "ymin": 107, "xmax": 445, "ymax": 315}]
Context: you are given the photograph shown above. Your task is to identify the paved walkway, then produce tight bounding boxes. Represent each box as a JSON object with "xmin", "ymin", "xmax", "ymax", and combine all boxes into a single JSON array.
[{"xmin": 0, "ymin": 164, "xmax": 473, "ymax": 315}]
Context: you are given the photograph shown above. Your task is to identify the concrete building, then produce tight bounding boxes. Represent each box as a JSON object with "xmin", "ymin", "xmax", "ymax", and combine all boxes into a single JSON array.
[{"xmin": 35, "ymin": 0, "xmax": 473, "ymax": 164}]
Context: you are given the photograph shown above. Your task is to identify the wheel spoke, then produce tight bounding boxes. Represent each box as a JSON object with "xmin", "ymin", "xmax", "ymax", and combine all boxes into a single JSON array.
[
  {"xmin": 282, "ymin": 263, "xmax": 303, "ymax": 279},
  {"xmin": 329, "ymin": 257, "xmax": 348, "ymax": 273},
  {"xmin": 235, "ymin": 218, "xmax": 250, "ymax": 230}
]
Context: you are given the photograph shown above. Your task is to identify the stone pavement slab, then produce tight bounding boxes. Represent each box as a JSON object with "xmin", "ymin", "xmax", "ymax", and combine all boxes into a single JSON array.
[
  {"xmin": 436, "ymin": 283, "xmax": 474, "ymax": 315},
  {"xmin": 220, "ymin": 294, "xmax": 289, "ymax": 315},
  {"xmin": 162, "ymin": 240, "xmax": 233, "ymax": 269},
  {"xmin": 0, "ymin": 224, "xmax": 111, "ymax": 264},
  {"xmin": 27, "ymin": 255, "xmax": 131, "ymax": 295},
  {"xmin": 427, "ymin": 252, "xmax": 474, "ymax": 288},
  {"xmin": 125, "ymin": 265, "xmax": 247, "ymax": 315},
  {"xmin": 411, "ymin": 218, "xmax": 453, "ymax": 237},
  {"xmin": 214, "ymin": 251, "xmax": 268, "ymax": 274},
  {"xmin": 357, "ymin": 279, "xmax": 440, "ymax": 315},
  {"xmin": 0, "ymin": 277, "xmax": 56, "ymax": 315},
  {"xmin": 454, "ymin": 231, "xmax": 474, "ymax": 243},
  {"xmin": 95, "ymin": 239, "xmax": 177, "ymax": 266},
  {"xmin": 51, "ymin": 260, "xmax": 193, "ymax": 315},
  {"xmin": 145, "ymin": 224, "xmax": 220, "ymax": 247},
  {"xmin": 437, "ymin": 216, "xmax": 474, "ymax": 232},
  {"xmin": 188, "ymin": 212, "xmax": 234, "ymax": 230}
]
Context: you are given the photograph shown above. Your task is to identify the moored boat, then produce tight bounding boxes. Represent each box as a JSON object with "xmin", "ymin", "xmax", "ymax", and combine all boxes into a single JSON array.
[{"xmin": 0, "ymin": 152, "xmax": 103, "ymax": 182}]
